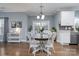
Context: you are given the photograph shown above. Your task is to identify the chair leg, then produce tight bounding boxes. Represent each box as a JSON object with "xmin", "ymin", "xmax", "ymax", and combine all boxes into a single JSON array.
[
  {"xmin": 28, "ymin": 47, "xmax": 31, "ymax": 55},
  {"xmin": 32, "ymin": 51, "xmax": 36, "ymax": 56},
  {"xmin": 33, "ymin": 53, "xmax": 36, "ymax": 56},
  {"xmin": 32, "ymin": 48, "xmax": 40, "ymax": 56},
  {"xmin": 44, "ymin": 48, "xmax": 51, "ymax": 56},
  {"xmin": 52, "ymin": 46, "xmax": 55, "ymax": 53}
]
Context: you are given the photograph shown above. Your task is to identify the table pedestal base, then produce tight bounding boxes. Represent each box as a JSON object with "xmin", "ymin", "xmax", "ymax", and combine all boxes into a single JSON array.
[{"xmin": 32, "ymin": 46, "xmax": 51, "ymax": 56}]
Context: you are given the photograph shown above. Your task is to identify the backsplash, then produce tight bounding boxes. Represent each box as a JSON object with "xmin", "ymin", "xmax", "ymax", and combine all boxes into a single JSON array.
[{"xmin": 59, "ymin": 25, "xmax": 73, "ymax": 30}]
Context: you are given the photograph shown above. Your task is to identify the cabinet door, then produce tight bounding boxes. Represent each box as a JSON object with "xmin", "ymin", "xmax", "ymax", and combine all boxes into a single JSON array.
[
  {"xmin": 60, "ymin": 31, "xmax": 70, "ymax": 44},
  {"xmin": 63, "ymin": 32, "xmax": 70, "ymax": 43},
  {"xmin": 61, "ymin": 11, "xmax": 74, "ymax": 26},
  {"xmin": 71, "ymin": 34, "xmax": 77, "ymax": 44},
  {"xmin": 77, "ymin": 34, "xmax": 79, "ymax": 44}
]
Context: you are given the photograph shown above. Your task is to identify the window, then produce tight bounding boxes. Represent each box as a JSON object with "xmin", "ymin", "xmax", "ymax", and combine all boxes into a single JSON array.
[{"xmin": 33, "ymin": 20, "xmax": 50, "ymax": 32}]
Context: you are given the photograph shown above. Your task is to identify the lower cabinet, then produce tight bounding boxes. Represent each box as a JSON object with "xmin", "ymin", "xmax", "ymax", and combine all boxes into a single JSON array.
[
  {"xmin": 70, "ymin": 32, "xmax": 79, "ymax": 44},
  {"xmin": 59, "ymin": 30, "xmax": 70, "ymax": 45},
  {"xmin": 77, "ymin": 34, "xmax": 79, "ymax": 44}
]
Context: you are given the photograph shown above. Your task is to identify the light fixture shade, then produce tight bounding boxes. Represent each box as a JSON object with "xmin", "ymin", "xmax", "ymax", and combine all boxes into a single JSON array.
[
  {"xmin": 41, "ymin": 15, "xmax": 45, "ymax": 20},
  {"xmin": 15, "ymin": 28, "xmax": 21, "ymax": 34},
  {"xmin": 37, "ymin": 16, "xmax": 40, "ymax": 19}
]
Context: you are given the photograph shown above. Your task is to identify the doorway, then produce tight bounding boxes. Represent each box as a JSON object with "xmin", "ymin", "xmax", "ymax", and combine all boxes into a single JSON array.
[{"xmin": 0, "ymin": 17, "xmax": 9, "ymax": 43}]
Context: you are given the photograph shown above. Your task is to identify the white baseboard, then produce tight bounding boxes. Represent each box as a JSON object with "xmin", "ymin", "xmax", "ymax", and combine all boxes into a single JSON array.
[
  {"xmin": 56, "ymin": 40, "xmax": 69, "ymax": 45},
  {"xmin": 59, "ymin": 42, "xmax": 69, "ymax": 45}
]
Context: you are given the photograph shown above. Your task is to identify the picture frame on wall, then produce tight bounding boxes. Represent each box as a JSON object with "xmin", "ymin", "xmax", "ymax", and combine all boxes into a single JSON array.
[{"xmin": 11, "ymin": 21, "xmax": 22, "ymax": 28}]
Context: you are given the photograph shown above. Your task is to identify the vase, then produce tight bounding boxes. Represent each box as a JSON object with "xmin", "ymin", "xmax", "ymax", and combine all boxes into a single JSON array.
[{"xmin": 40, "ymin": 32, "xmax": 43, "ymax": 38}]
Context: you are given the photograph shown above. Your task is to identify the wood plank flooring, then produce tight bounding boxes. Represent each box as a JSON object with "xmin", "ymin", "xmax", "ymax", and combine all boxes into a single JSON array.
[{"xmin": 0, "ymin": 42, "xmax": 79, "ymax": 56}]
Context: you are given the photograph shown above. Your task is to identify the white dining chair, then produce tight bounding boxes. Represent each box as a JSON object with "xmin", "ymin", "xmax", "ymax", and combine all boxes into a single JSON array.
[
  {"xmin": 28, "ymin": 32, "xmax": 40, "ymax": 56},
  {"xmin": 45, "ymin": 32, "xmax": 56, "ymax": 55}
]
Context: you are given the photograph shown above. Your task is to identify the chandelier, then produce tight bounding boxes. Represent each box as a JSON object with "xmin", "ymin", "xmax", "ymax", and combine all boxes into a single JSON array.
[{"xmin": 37, "ymin": 4, "xmax": 45, "ymax": 20}]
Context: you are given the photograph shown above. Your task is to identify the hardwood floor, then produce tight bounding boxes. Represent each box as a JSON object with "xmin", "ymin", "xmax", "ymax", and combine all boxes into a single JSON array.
[{"xmin": 0, "ymin": 42, "xmax": 79, "ymax": 56}]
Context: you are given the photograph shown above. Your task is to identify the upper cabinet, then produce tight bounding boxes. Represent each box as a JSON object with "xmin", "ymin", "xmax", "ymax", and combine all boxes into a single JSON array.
[{"xmin": 60, "ymin": 11, "xmax": 75, "ymax": 26}]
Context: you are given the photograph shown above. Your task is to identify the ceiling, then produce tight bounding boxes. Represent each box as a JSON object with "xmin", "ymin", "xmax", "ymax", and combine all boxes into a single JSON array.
[{"xmin": 0, "ymin": 3, "xmax": 79, "ymax": 16}]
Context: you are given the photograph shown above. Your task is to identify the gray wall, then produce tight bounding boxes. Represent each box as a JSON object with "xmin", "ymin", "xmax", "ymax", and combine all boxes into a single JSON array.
[
  {"xmin": 27, "ymin": 15, "xmax": 55, "ymax": 30},
  {"xmin": 0, "ymin": 12, "xmax": 28, "ymax": 42},
  {"xmin": 53, "ymin": 13, "xmax": 60, "ymax": 42},
  {"xmin": 0, "ymin": 12, "xmax": 56, "ymax": 42},
  {"xmin": 75, "ymin": 11, "xmax": 79, "ymax": 18}
]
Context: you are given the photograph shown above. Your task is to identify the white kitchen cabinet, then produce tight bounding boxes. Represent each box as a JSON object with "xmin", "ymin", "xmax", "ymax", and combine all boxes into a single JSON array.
[
  {"xmin": 60, "ymin": 11, "xmax": 74, "ymax": 26},
  {"xmin": 59, "ymin": 30, "xmax": 70, "ymax": 45}
]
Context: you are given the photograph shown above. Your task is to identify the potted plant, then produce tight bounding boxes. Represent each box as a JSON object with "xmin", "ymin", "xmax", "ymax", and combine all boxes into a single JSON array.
[
  {"xmin": 50, "ymin": 27, "xmax": 57, "ymax": 41},
  {"xmin": 40, "ymin": 27, "xmax": 44, "ymax": 33},
  {"xmin": 39, "ymin": 27, "xmax": 44, "ymax": 38},
  {"xmin": 50, "ymin": 27, "xmax": 57, "ymax": 32}
]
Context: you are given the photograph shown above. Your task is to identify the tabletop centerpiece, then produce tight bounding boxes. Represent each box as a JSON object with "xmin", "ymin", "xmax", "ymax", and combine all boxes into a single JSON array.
[{"xmin": 39, "ymin": 26, "xmax": 44, "ymax": 38}]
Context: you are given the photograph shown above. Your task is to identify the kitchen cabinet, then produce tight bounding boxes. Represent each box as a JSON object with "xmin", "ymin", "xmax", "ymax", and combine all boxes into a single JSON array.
[
  {"xmin": 60, "ymin": 11, "xmax": 74, "ymax": 26},
  {"xmin": 70, "ymin": 32, "xmax": 79, "ymax": 44},
  {"xmin": 59, "ymin": 30, "xmax": 70, "ymax": 45}
]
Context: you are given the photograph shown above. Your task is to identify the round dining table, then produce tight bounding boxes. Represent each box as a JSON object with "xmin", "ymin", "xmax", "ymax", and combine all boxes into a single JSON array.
[{"xmin": 32, "ymin": 33, "xmax": 51, "ymax": 55}]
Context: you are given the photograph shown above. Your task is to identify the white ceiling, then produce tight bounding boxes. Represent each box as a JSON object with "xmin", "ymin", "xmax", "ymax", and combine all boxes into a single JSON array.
[{"xmin": 0, "ymin": 3, "xmax": 79, "ymax": 16}]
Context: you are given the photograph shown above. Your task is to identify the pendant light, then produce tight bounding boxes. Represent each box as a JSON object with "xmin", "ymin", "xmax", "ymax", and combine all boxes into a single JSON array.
[{"xmin": 37, "ymin": 4, "xmax": 45, "ymax": 20}]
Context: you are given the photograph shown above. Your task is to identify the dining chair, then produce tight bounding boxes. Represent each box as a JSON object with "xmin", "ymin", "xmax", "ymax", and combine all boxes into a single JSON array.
[
  {"xmin": 28, "ymin": 32, "xmax": 40, "ymax": 56},
  {"xmin": 45, "ymin": 32, "xmax": 56, "ymax": 55}
]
